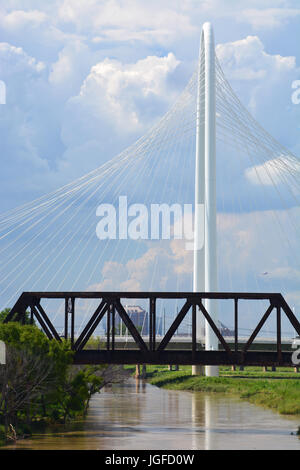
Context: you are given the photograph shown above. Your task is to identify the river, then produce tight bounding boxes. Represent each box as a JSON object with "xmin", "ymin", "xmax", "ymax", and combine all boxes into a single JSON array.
[{"xmin": 2, "ymin": 379, "xmax": 300, "ymax": 450}]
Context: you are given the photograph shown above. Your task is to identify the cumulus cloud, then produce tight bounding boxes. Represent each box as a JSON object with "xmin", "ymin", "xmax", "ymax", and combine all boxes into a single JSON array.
[
  {"xmin": 216, "ymin": 32, "xmax": 300, "ymax": 159},
  {"xmin": 185, "ymin": 0, "xmax": 300, "ymax": 30},
  {"xmin": 58, "ymin": 0, "xmax": 195, "ymax": 44},
  {"xmin": 0, "ymin": 9, "xmax": 47, "ymax": 30},
  {"xmin": 88, "ymin": 244, "xmax": 174, "ymax": 292},
  {"xmin": 76, "ymin": 52, "xmax": 179, "ymax": 133},
  {"xmin": 48, "ymin": 39, "xmax": 102, "ymax": 97},
  {"xmin": 1, "ymin": 2, "xmax": 299, "ymax": 201},
  {"xmin": 216, "ymin": 35, "xmax": 295, "ymax": 82},
  {"xmin": 0, "ymin": 42, "xmax": 49, "ymax": 190},
  {"xmin": 245, "ymin": 156, "xmax": 300, "ymax": 188},
  {"xmin": 0, "ymin": 41, "xmax": 44, "ymax": 75},
  {"xmin": 239, "ymin": 8, "xmax": 300, "ymax": 29},
  {"xmin": 57, "ymin": 52, "xmax": 180, "ymax": 176}
]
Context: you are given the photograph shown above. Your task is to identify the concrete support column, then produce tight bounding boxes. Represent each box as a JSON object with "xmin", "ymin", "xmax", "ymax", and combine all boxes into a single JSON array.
[{"xmin": 135, "ymin": 364, "xmax": 147, "ymax": 378}]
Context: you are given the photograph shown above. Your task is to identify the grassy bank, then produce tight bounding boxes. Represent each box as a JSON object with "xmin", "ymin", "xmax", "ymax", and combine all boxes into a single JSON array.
[{"xmin": 127, "ymin": 365, "xmax": 300, "ymax": 417}]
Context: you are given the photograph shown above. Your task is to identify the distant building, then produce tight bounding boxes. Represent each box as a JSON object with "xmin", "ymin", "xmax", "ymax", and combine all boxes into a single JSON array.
[
  {"xmin": 107, "ymin": 305, "xmax": 149, "ymax": 335},
  {"xmin": 106, "ymin": 306, "xmax": 233, "ymax": 338},
  {"xmin": 124, "ymin": 305, "xmax": 149, "ymax": 335}
]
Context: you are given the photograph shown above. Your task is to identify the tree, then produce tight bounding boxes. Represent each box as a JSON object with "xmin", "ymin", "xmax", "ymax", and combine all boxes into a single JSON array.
[
  {"xmin": 48, "ymin": 366, "xmax": 104, "ymax": 422},
  {"xmin": 0, "ymin": 322, "xmax": 73, "ymax": 436},
  {"xmin": 0, "ymin": 345, "xmax": 57, "ymax": 432},
  {"xmin": 0, "ymin": 309, "xmax": 34, "ymax": 325},
  {"xmin": 0, "ymin": 322, "xmax": 131, "ymax": 442},
  {"xmin": 0, "ymin": 309, "xmax": 11, "ymax": 323}
]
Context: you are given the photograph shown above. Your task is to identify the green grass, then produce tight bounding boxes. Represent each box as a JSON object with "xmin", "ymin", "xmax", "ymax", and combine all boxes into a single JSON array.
[{"xmin": 126, "ymin": 365, "xmax": 300, "ymax": 416}]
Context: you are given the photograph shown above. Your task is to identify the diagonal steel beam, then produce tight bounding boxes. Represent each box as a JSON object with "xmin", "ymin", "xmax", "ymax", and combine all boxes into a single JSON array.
[
  {"xmin": 197, "ymin": 301, "xmax": 231, "ymax": 354},
  {"xmin": 76, "ymin": 304, "xmax": 109, "ymax": 351},
  {"xmin": 243, "ymin": 303, "xmax": 274, "ymax": 353},
  {"xmin": 31, "ymin": 305, "xmax": 55, "ymax": 340},
  {"xmin": 157, "ymin": 301, "xmax": 191, "ymax": 352},
  {"xmin": 35, "ymin": 303, "xmax": 62, "ymax": 342},
  {"xmin": 114, "ymin": 300, "xmax": 148, "ymax": 352},
  {"xmin": 74, "ymin": 300, "xmax": 108, "ymax": 351},
  {"xmin": 278, "ymin": 294, "xmax": 300, "ymax": 337},
  {"xmin": 3, "ymin": 293, "xmax": 29, "ymax": 323}
]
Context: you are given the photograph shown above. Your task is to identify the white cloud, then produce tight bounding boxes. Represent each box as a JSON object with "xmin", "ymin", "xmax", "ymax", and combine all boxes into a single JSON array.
[
  {"xmin": 87, "ymin": 230, "xmax": 196, "ymax": 294},
  {"xmin": 215, "ymin": 32, "xmax": 300, "ymax": 153},
  {"xmin": 182, "ymin": 1, "xmax": 300, "ymax": 30},
  {"xmin": 0, "ymin": 42, "xmax": 48, "ymax": 171},
  {"xmin": 245, "ymin": 155, "xmax": 300, "ymax": 186},
  {"xmin": 239, "ymin": 8, "xmax": 300, "ymax": 29},
  {"xmin": 88, "ymin": 244, "xmax": 170, "ymax": 292},
  {"xmin": 58, "ymin": 0, "xmax": 195, "ymax": 44},
  {"xmin": 78, "ymin": 52, "xmax": 180, "ymax": 132},
  {"xmin": 48, "ymin": 39, "xmax": 100, "ymax": 95},
  {"xmin": 0, "ymin": 41, "xmax": 45, "ymax": 74},
  {"xmin": 170, "ymin": 239, "xmax": 193, "ymax": 275},
  {"xmin": 216, "ymin": 35, "xmax": 295, "ymax": 81},
  {"xmin": 59, "ymin": 52, "xmax": 180, "ymax": 170},
  {"xmin": 0, "ymin": 9, "xmax": 47, "ymax": 30}
]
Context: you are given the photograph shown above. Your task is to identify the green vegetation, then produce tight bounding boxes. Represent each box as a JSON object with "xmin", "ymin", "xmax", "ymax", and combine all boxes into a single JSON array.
[
  {"xmin": 126, "ymin": 365, "xmax": 300, "ymax": 417},
  {"xmin": 0, "ymin": 319, "xmax": 129, "ymax": 445},
  {"xmin": 0, "ymin": 308, "xmax": 33, "ymax": 325}
]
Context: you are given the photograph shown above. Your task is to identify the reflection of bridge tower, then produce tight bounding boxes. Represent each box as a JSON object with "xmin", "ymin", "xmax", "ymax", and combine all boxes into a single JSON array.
[{"xmin": 193, "ymin": 22, "xmax": 218, "ymax": 377}]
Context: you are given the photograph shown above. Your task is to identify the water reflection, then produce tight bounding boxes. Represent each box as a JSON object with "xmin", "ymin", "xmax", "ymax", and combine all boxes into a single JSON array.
[
  {"xmin": 204, "ymin": 395, "xmax": 213, "ymax": 450},
  {"xmin": 135, "ymin": 378, "xmax": 147, "ymax": 393},
  {"xmin": 191, "ymin": 389, "xmax": 300, "ymax": 450},
  {"xmin": 2, "ymin": 379, "xmax": 300, "ymax": 450}
]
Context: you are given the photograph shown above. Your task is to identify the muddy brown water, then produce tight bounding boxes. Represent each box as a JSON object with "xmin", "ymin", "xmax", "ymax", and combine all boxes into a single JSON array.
[{"xmin": 2, "ymin": 379, "xmax": 300, "ymax": 450}]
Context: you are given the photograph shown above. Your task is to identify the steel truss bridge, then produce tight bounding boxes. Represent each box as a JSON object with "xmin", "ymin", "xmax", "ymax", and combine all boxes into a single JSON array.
[{"xmin": 4, "ymin": 291, "xmax": 300, "ymax": 367}]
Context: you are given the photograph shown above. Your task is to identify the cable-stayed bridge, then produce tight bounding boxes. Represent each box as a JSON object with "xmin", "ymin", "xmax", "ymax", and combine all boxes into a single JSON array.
[{"xmin": 2, "ymin": 23, "xmax": 300, "ymax": 369}]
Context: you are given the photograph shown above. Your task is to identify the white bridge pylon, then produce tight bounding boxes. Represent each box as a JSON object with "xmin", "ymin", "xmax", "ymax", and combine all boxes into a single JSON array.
[
  {"xmin": 1, "ymin": 21, "xmax": 300, "ymax": 346},
  {"xmin": 193, "ymin": 22, "xmax": 218, "ymax": 377}
]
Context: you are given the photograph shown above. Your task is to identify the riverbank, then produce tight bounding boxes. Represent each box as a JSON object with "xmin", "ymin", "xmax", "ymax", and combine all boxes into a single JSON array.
[{"xmin": 126, "ymin": 365, "xmax": 300, "ymax": 418}]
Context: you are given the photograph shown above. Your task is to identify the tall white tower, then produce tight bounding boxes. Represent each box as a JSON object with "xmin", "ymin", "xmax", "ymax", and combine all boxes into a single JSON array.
[{"xmin": 193, "ymin": 22, "xmax": 219, "ymax": 377}]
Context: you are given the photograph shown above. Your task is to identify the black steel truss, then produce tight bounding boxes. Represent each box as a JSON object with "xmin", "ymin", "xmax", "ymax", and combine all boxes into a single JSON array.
[{"xmin": 4, "ymin": 291, "xmax": 300, "ymax": 366}]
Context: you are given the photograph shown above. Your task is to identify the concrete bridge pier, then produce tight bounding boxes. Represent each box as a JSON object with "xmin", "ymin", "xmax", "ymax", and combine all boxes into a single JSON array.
[{"xmin": 135, "ymin": 364, "xmax": 147, "ymax": 379}]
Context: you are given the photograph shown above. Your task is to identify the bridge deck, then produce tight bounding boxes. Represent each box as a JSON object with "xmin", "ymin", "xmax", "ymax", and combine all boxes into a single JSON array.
[{"xmin": 73, "ymin": 349, "xmax": 294, "ymax": 367}]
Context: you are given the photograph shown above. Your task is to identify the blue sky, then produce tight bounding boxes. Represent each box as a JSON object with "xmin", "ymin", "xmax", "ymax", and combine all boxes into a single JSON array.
[{"xmin": 1, "ymin": 1, "xmax": 300, "ymax": 331}]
